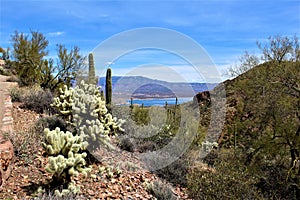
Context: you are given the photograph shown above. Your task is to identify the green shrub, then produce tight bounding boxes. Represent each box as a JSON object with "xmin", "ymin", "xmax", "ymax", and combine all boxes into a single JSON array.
[
  {"xmin": 187, "ymin": 149, "xmax": 262, "ymax": 200},
  {"xmin": 131, "ymin": 106, "xmax": 150, "ymax": 125}
]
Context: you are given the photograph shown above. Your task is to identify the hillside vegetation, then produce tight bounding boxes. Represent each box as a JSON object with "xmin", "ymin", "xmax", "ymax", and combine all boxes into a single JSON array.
[{"xmin": 189, "ymin": 35, "xmax": 300, "ymax": 199}]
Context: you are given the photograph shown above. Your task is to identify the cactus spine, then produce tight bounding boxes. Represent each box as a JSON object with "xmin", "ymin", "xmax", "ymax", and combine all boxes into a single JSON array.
[
  {"xmin": 105, "ymin": 68, "xmax": 112, "ymax": 112},
  {"xmin": 88, "ymin": 53, "xmax": 96, "ymax": 85}
]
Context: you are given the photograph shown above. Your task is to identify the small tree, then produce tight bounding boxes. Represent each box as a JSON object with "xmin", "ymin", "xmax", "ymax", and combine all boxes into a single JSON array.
[
  {"xmin": 52, "ymin": 44, "xmax": 86, "ymax": 88},
  {"xmin": 11, "ymin": 30, "xmax": 49, "ymax": 86},
  {"xmin": 257, "ymin": 34, "xmax": 299, "ymax": 63},
  {"xmin": 226, "ymin": 51, "xmax": 260, "ymax": 78}
]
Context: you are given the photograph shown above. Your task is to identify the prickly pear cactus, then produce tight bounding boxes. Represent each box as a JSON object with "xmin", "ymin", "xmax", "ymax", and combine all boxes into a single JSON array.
[{"xmin": 43, "ymin": 127, "xmax": 91, "ymax": 196}]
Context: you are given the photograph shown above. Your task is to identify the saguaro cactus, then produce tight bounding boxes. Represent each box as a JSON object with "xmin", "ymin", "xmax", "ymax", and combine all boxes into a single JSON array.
[
  {"xmin": 105, "ymin": 68, "xmax": 112, "ymax": 112},
  {"xmin": 88, "ymin": 53, "xmax": 96, "ymax": 85}
]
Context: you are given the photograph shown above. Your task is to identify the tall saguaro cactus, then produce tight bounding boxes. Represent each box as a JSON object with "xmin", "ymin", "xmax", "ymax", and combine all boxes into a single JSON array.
[
  {"xmin": 105, "ymin": 68, "xmax": 112, "ymax": 112},
  {"xmin": 88, "ymin": 53, "xmax": 96, "ymax": 85}
]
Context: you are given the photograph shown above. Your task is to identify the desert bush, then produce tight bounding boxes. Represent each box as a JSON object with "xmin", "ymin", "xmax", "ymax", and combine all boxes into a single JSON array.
[
  {"xmin": 130, "ymin": 105, "xmax": 150, "ymax": 125},
  {"xmin": 21, "ymin": 87, "xmax": 55, "ymax": 114},
  {"xmin": 9, "ymin": 87, "xmax": 23, "ymax": 102},
  {"xmin": 187, "ymin": 149, "xmax": 262, "ymax": 200},
  {"xmin": 155, "ymin": 154, "xmax": 191, "ymax": 186},
  {"xmin": 5, "ymin": 128, "xmax": 43, "ymax": 164},
  {"xmin": 0, "ymin": 66, "xmax": 9, "ymax": 75},
  {"xmin": 249, "ymin": 158, "xmax": 300, "ymax": 200},
  {"xmin": 147, "ymin": 180, "xmax": 178, "ymax": 200},
  {"xmin": 34, "ymin": 192, "xmax": 78, "ymax": 200},
  {"xmin": 118, "ymin": 135, "xmax": 136, "ymax": 152},
  {"xmin": 9, "ymin": 85, "xmax": 56, "ymax": 114},
  {"xmin": 34, "ymin": 116, "xmax": 67, "ymax": 134}
]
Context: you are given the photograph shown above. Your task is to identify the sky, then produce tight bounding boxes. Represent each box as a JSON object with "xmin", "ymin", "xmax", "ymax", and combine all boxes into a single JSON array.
[{"xmin": 0, "ymin": 0, "xmax": 299, "ymax": 83}]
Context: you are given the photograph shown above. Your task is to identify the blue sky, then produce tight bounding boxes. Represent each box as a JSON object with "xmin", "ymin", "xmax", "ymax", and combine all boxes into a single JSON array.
[{"xmin": 0, "ymin": 0, "xmax": 299, "ymax": 82}]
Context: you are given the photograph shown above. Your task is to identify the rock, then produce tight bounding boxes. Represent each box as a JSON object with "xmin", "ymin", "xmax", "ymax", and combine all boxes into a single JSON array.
[
  {"xmin": 0, "ymin": 134, "xmax": 14, "ymax": 189},
  {"xmin": 194, "ymin": 91, "xmax": 211, "ymax": 106}
]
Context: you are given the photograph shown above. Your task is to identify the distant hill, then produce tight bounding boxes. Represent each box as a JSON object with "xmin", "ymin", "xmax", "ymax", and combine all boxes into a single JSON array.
[{"xmin": 98, "ymin": 76, "xmax": 218, "ymax": 99}]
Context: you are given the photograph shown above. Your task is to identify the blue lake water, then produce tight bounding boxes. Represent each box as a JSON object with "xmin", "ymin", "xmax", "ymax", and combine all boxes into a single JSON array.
[{"xmin": 127, "ymin": 97, "xmax": 193, "ymax": 107}]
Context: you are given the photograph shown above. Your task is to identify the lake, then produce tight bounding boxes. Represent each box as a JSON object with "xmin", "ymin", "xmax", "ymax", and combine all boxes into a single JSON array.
[{"xmin": 127, "ymin": 97, "xmax": 194, "ymax": 107}]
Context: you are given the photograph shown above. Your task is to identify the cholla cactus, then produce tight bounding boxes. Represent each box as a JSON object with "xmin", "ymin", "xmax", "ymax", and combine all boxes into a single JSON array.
[
  {"xmin": 51, "ymin": 80, "xmax": 124, "ymax": 150},
  {"xmin": 43, "ymin": 127, "xmax": 91, "ymax": 196},
  {"xmin": 72, "ymin": 81, "xmax": 124, "ymax": 150},
  {"xmin": 45, "ymin": 81, "xmax": 124, "ymax": 196}
]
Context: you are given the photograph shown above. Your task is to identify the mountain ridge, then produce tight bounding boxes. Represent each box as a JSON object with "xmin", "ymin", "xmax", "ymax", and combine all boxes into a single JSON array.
[{"xmin": 97, "ymin": 76, "xmax": 218, "ymax": 98}]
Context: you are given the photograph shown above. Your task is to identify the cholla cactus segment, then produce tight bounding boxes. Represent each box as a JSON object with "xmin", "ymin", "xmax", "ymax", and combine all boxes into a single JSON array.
[
  {"xmin": 54, "ymin": 181, "xmax": 81, "ymax": 197},
  {"xmin": 51, "ymin": 85, "xmax": 74, "ymax": 121}
]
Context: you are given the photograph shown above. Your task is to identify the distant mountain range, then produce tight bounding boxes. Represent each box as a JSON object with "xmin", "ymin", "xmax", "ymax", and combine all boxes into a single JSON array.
[{"xmin": 98, "ymin": 76, "xmax": 218, "ymax": 99}]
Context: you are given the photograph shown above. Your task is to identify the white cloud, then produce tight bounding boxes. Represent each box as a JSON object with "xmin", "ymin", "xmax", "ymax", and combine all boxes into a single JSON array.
[{"xmin": 47, "ymin": 31, "xmax": 65, "ymax": 37}]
